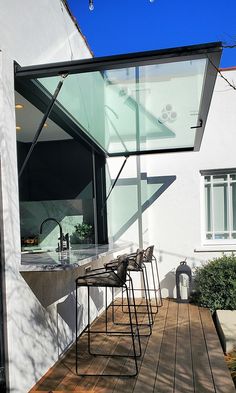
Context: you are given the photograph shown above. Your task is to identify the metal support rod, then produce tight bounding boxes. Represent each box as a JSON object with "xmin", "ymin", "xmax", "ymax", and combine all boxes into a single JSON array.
[
  {"xmin": 18, "ymin": 76, "xmax": 67, "ymax": 179},
  {"xmin": 102, "ymin": 156, "xmax": 129, "ymax": 212},
  {"xmin": 104, "ymin": 105, "xmax": 129, "ymax": 154}
]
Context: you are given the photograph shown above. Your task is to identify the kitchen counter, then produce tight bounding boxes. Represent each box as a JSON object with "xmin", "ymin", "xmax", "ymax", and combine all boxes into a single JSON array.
[{"xmin": 20, "ymin": 242, "xmax": 133, "ymax": 272}]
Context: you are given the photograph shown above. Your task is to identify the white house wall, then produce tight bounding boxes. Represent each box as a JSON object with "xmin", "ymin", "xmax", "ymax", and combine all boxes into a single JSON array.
[
  {"xmin": 107, "ymin": 70, "xmax": 236, "ymax": 298},
  {"xmin": 0, "ymin": 1, "xmax": 93, "ymax": 392},
  {"xmin": 0, "ymin": 0, "xmax": 91, "ymax": 66},
  {"xmin": 1, "ymin": 1, "xmax": 235, "ymax": 390}
]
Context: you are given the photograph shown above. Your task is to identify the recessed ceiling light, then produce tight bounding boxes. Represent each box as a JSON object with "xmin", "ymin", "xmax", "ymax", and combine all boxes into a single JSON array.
[
  {"xmin": 15, "ymin": 104, "xmax": 24, "ymax": 109},
  {"xmin": 43, "ymin": 123, "xmax": 48, "ymax": 127},
  {"xmin": 16, "ymin": 126, "xmax": 21, "ymax": 131}
]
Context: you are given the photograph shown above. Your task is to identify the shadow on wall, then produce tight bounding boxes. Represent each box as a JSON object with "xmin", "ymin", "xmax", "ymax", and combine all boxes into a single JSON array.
[
  {"xmin": 89, "ymin": 287, "xmax": 105, "ymax": 312},
  {"xmin": 55, "ymin": 285, "xmax": 104, "ymax": 358},
  {"xmin": 160, "ymin": 271, "xmax": 176, "ymax": 298},
  {"xmin": 20, "ymin": 268, "xmax": 106, "ymax": 331},
  {"xmin": 57, "ymin": 293, "xmax": 77, "ymax": 332},
  {"xmin": 109, "ymin": 173, "xmax": 176, "ymax": 242},
  {"xmin": 158, "ymin": 249, "xmax": 206, "ymax": 298},
  {"xmin": 17, "ymin": 267, "xmax": 107, "ymax": 389},
  {"xmin": 57, "ymin": 294, "xmax": 84, "ymax": 357},
  {"xmin": 5, "ymin": 271, "xmax": 62, "ymax": 391}
]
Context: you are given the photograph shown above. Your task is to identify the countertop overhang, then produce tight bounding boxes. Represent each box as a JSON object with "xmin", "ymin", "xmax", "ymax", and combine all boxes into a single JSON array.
[{"xmin": 20, "ymin": 242, "xmax": 133, "ymax": 272}]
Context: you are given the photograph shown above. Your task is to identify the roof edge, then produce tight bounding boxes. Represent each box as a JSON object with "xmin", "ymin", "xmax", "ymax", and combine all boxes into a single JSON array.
[
  {"xmin": 62, "ymin": 0, "xmax": 94, "ymax": 58},
  {"xmin": 219, "ymin": 66, "xmax": 236, "ymax": 71},
  {"xmin": 15, "ymin": 41, "xmax": 222, "ymax": 79}
]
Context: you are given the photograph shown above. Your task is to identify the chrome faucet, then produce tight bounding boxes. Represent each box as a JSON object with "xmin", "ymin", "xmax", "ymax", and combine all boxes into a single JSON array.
[{"xmin": 39, "ymin": 218, "xmax": 69, "ymax": 252}]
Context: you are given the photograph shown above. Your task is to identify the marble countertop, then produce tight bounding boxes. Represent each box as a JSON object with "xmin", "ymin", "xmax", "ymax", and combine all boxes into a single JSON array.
[{"xmin": 20, "ymin": 242, "xmax": 133, "ymax": 272}]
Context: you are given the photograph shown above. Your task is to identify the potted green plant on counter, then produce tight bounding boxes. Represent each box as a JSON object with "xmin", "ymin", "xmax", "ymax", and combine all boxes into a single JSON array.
[{"xmin": 72, "ymin": 222, "xmax": 93, "ymax": 244}]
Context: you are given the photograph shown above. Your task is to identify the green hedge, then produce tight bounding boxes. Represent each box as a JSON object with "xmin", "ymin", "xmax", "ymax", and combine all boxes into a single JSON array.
[{"xmin": 193, "ymin": 254, "xmax": 236, "ymax": 312}]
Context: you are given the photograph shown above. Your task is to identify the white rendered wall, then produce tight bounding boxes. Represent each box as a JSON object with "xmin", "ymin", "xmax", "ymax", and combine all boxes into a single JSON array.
[
  {"xmin": 107, "ymin": 70, "xmax": 236, "ymax": 297},
  {"xmin": 0, "ymin": 0, "xmax": 91, "ymax": 66},
  {"xmin": 1, "ymin": 1, "xmax": 236, "ymax": 389},
  {"xmin": 0, "ymin": 2, "xmax": 93, "ymax": 392}
]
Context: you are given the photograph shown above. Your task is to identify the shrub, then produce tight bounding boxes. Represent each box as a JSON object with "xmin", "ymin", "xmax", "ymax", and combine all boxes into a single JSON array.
[{"xmin": 194, "ymin": 254, "xmax": 236, "ymax": 312}]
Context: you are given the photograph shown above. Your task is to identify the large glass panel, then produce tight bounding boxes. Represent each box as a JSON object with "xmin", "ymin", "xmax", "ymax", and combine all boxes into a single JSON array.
[
  {"xmin": 37, "ymin": 58, "xmax": 207, "ymax": 155},
  {"xmin": 106, "ymin": 157, "xmax": 139, "ymax": 242},
  {"xmin": 106, "ymin": 161, "xmax": 175, "ymax": 243},
  {"xmin": 40, "ymin": 72, "xmax": 107, "ymax": 149}
]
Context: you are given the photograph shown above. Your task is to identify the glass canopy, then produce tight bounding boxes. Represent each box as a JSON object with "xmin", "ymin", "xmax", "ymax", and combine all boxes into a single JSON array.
[{"xmin": 15, "ymin": 42, "xmax": 222, "ymax": 156}]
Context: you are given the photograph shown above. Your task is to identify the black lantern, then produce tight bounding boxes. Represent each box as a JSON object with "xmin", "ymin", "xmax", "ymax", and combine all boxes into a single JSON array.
[{"xmin": 176, "ymin": 261, "xmax": 192, "ymax": 302}]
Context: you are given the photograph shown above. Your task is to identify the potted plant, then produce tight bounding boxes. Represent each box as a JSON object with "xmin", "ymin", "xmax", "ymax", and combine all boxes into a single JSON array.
[{"xmin": 72, "ymin": 222, "xmax": 93, "ymax": 244}]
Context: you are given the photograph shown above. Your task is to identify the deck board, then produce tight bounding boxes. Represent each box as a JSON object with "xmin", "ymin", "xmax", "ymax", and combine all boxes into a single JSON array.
[
  {"xmin": 29, "ymin": 299, "xmax": 235, "ymax": 393},
  {"xmin": 132, "ymin": 300, "xmax": 168, "ymax": 393},
  {"xmin": 189, "ymin": 303, "xmax": 216, "ymax": 393},
  {"xmin": 154, "ymin": 299, "xmax": 178, "ymax": 393},
  {"xmin": 199, "ymin": 307, "xmax": 236, "ymax": 393},
  {"xmin": 174, "ymin": 303, "xmax": 194, "ymax": 393},
  {"xmin": 92, "ymin": 302, "xmax": 146, "ymax": 393}
]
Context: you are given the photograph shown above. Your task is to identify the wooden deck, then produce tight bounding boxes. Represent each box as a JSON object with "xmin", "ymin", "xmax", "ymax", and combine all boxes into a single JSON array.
[{"xmin": 30, "ymin": 299, "xmax": 235, "ymax": 393}]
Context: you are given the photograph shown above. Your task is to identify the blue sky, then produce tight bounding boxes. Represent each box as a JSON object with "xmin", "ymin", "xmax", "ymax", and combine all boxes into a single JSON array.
[{"xmin": 68, "ymin": 0, "xmax": 236, "ymax": 68}]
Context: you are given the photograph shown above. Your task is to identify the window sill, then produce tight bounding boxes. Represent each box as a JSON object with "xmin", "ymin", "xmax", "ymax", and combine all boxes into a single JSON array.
[{"xmin": 194, "ymin": 245, "xmax": 236, "ymax": 253}]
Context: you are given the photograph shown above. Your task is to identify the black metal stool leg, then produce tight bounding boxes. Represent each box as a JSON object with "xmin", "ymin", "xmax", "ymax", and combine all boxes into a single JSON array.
[
  {"xmin": 85, "ymin": 284, "xmax": 142, "ymax": 358},
  {"xmin": 131, "ymin": 260, "xmax": 160, "ymax": 315},
  {"xmin": 125, "ymin": 284, "xmax": 139, "ymax": 377},
  {"xmin": 143, "ymin": 264, "xmax": 154, "ymax": 326},
  {"xmin": 112, "ymin": 271, "xmax": 152, "ymax": 336},
  {"xmin": 88, "ymin": 286, "xmax": 92, "ymax": 355},
  {"xmin": 149, "ymin": 260, "xmax": 159, "ymax": 311},
  {"xmin": 105, "ymin": 286, "xmax": 108, "ymax": 334},
  {"xmin": 76, "ymin": 286, "xmax": 141, "ymax": 376},
  {"xmin": 128, "ymin": 276, "xmax": 142, "ymax": 356},
  {"xmin": 75, "ymin": 256, "xmax": 142, "ymax": 377},
  {"xmin": 75, "ymin": 282, "xmax": 78, "ymax": 373},
  {"xmin": 153, "ymin": 255, "xmax": 163, "ymax": 307}
]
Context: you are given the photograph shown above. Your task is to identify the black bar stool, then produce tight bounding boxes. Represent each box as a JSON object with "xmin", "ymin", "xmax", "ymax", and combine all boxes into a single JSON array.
[
  {"xmin": 143, "ymin": 245, "xmax": 163, "ymax": 311},
  {"xmin": 105, "ymin": 250, "xmax": 153, "ymax": 336},
  {"xmin": 115, "ymin": 246, "xmax": 162, "ymax": 315},
  {"xmin": 75, "ymin": 256, "xmax": 141, "ymax": 377}
]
